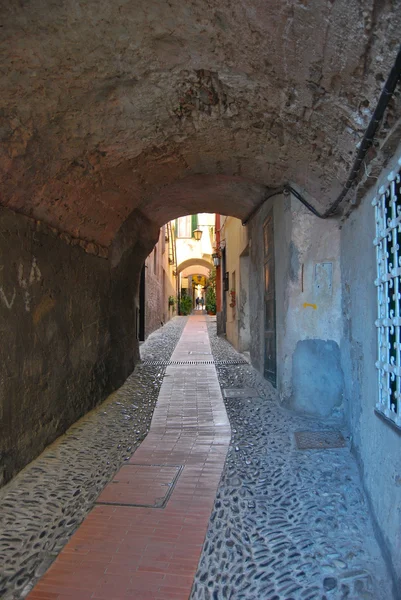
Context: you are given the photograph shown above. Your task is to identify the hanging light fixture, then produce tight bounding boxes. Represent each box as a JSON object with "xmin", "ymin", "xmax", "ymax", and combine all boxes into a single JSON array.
[
  {"xmin": 212, "ymin": 251, "xmax": 220, "ymax": 267},
  {"xmin": 193, "ymin": 228, "xmax": 203, "ymax": 241}
]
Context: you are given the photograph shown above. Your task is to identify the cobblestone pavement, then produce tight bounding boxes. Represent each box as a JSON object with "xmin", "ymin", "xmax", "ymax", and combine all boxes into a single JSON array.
[
  {"xmin": 0, "ymin": 317, "xmax": 187, "ymax": 600},
  {"xmin": 190, "ymin": 320, "xmax": 394, "ymax": 600},
  {"xmin": 26, "ymin": 314, "xmax": 230, "ymax": 600},
  {"xmin": 1, "ymin": 315, "xmax": 396, "ymax": 600}
]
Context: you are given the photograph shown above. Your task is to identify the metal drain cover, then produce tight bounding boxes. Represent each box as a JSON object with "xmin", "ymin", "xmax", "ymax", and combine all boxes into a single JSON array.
[
  {"xmin": 295, "ymin": 430, "xmax": 346, "ymax": 450},
  {"xmin": 143, "ymin": 359, "xmax": 249, "ymax": 366},
  {"xmin": 223, "ymin": 387, "xmax": 259, "ymax": 398},
  {"xmin": 95, "ymin": 464, "xmax": 183, "ymax": 508}
]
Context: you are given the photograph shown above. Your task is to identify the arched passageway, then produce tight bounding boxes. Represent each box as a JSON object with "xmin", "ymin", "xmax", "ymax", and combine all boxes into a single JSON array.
[
  {"xmin": 1, "ymin": 1, "xmax": 401, "ymax": 588},
  {"xmin": 180, "ymin": 265, "xmax": 210, "ymax": 278},
  {"xmin": 176, "ymin": 258, "xmax": 213, "ymax": 274},
  {"xmin": 1, "ymin": 1, "xmax": 400, "ymax": 249}
]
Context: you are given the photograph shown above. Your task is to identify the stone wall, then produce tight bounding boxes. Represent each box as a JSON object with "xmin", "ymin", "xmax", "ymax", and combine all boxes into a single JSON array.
[
  {"xmin": 340, "ymin": 150, "xmax": 401, "ymax": 594},
  {"xmin": 221, "ymin": 216, "xmax": 249, "ymax": 351},
  {"xmin": 0, "ymin": 206, "xmax": 141, "ymax": 486},
  {"xmin": 143, "ymin": 229, "xmax": 177, "ymax": 340},
  {"xmin": 144, "ymin": 249, "xmax": 164, "ymax": 340}
]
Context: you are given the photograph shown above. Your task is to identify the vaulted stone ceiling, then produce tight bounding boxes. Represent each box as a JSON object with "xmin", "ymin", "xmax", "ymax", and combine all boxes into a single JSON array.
[{"xmin": 1, "ymin": 0, "xmax": 400, "ymax": 246}]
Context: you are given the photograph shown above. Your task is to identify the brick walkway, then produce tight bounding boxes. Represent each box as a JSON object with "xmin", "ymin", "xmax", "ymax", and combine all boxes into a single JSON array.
[{"xmin": 27, "ymin": 316, "xmax": 230, "ymax": 600}]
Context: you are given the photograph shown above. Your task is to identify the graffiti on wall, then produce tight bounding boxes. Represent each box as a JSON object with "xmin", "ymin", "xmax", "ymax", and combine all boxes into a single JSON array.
[{"xmin": 0, "ymin": 258, "xmax": 42, "ymax": 312}]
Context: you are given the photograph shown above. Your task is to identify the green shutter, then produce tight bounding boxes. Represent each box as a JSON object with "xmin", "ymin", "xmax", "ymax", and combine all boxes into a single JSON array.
[{"xmin": 191, "ymin": 214, "xmax": 198, "ymax": 237}]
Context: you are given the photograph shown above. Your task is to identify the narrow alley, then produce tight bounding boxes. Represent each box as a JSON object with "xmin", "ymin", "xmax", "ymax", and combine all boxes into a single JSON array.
[
  {"xmin": 2, "ymin": 3, "xmax": 401, "ymax": 598},
  {"xmin": 0, "ymin": 316, "xmax": 393, "ymax": 600}
]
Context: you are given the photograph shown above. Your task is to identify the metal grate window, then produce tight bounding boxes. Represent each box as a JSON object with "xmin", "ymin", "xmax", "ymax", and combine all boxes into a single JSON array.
[{"xmin": 373, "ymin": 157, "xmax": 401, "ymax": 428}]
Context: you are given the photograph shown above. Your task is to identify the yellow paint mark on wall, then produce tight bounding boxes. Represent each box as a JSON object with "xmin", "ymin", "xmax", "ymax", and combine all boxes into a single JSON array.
[
  {"xmin": 303, "ymin": 302, "xmax": 317, "ymax": 310},
  {"xmin": 33, "ymin": 295, "xmax": 56, "ymax": 325}
]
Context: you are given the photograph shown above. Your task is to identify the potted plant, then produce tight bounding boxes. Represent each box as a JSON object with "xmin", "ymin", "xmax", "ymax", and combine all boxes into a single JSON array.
[
  {"xmin": 180, "ymin": 294, "xmax": 193, "ymax": 315},
  {"xmin": 205, "ymin": 286, "xmax": 216, "ymax": 315},
  {"xmin": 168, "ymin": 295, "xmax": 176, "ymax": 311}
]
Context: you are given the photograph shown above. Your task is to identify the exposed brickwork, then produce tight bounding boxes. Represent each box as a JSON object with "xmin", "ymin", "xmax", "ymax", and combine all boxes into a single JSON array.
[{"xmin": 145, "ymin": 258, "xmax": 164, "ymax": 340}]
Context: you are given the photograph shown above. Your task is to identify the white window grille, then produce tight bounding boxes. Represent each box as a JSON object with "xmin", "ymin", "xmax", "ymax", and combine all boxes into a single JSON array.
[{"xmin": 373, "ymin": 157, "xmax": 401, "ymax": 428}]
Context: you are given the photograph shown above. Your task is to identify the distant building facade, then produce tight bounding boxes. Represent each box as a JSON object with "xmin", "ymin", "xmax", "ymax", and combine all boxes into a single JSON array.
[{"xmin": 141, "ymin": 214, "xmax": 215, "ymax": 338}]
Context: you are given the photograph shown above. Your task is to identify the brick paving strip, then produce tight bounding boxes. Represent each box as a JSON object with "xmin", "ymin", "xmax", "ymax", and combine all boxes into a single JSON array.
[{"xmin": 27, "ymin": 315, "xmax": 231, "ymax": 600}]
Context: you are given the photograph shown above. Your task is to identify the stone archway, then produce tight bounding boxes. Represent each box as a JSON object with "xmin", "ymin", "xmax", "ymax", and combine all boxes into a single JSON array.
[
  {"xmin": 177, "ymin": 258, "xmax": 213, "ymax": 274},
  {"xmin": 181, "ymin": 265, "xmax": 211, "ymax": 278},
  {"xmin": 2, "ymin": 2, "xmax": 399, "ymax": 249},
  {"xmin": 178, "ymin": 261, "xmax": 212, "ymax": 313}
]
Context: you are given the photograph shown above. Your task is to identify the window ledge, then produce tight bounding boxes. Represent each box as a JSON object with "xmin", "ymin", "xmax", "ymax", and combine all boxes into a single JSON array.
[{"xmin": 374, "ymin": 409, "xmax": 401, "ymax": 436}]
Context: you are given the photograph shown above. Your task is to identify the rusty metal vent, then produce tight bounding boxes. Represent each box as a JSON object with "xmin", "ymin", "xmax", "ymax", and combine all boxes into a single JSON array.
[
  {"xmin": 294, "ymin": 431, "xmax": 346, "ymax": 450},
  {"xmin": 95, "ymin": 464, "xmax": 183, "ymax": 508}
]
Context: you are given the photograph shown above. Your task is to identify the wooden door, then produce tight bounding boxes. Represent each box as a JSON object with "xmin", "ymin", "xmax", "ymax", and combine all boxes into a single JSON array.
[{"xmin": 263, "ymin": 213, "xmax": 276, "ymax": 386}]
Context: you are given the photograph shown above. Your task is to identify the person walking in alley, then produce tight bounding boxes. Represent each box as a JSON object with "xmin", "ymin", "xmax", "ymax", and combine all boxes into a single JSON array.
[
  {"xmin": 196, "ymin": 297, "xmax": 200, "ymax": 310},
  {"xmin": 200, "ymin": 297, "xmax": 204, "ymax": 311}
]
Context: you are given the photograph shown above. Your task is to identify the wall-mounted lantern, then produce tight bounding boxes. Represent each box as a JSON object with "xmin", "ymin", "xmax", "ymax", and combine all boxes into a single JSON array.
[
  {"xmin": 193, "ymin": 228, "xmax": 203, "ymax": 241},
  {"xmin": 212, "ymin": 252, "xmax": 220, "ymax": 267}
]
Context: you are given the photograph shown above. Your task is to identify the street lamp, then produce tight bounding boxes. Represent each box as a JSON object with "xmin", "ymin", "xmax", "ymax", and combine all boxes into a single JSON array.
[
  {"xmin": 193, "ymin": 228, "xmax": 203, "ymax": 241},
  {"xmin": 212, "ymin": 251, "xmax": 220, "ymax": 267}
]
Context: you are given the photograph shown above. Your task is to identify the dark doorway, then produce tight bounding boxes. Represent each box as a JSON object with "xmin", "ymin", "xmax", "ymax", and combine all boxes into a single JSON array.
[
  {"xmin": 138, "ymin": 265, "xmax": 145, "ymax": 342},
  {"xmin": 263, "ymin": 212, "xmax": 276, "ymax": 386}
]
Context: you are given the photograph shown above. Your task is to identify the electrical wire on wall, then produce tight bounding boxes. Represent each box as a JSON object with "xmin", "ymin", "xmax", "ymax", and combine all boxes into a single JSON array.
[{"xmin": 243, "ymin": 44, "xmax": 401, "ymax": 225}]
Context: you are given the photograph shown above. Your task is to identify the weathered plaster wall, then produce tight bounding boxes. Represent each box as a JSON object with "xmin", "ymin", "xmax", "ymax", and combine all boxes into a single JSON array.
[
  {"xmin": 248, "ymin": 193, "xmax": 344, "ymax": 417},
  {"xmin": 221, "ymin": 216, "xmax": 248, "ymax": 350},
  {"xmin": 283, "ymin": 197, "xmax": 343, "ymax": 416},
  {"xmin": 162, "ymin": 225, "xmax": 178, "ymax": 325},
  {"xmin": 0, "ymin": 206, "xmax": 141, "ymax": 486},
  {"xmin": 143, "ymin": 228, "xmax": 178, "ymax": 339},
  {"xmin": 341, "ymin": 152, "xmax": 401, "ymax": 593},
  {"xmin": 176, "ymin": 214, "xmax": 214, "ymax": 267},
  {"xmin": 239, "ymin": 253, "xmax": 251, "ymax": 353},
  {"xmin": 247, "ymin": 156, "xmax": 400, "ymax": 588}
]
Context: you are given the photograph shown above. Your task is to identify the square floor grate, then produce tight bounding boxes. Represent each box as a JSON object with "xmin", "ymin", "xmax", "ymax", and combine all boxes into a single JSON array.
[
  {"xmin": 223, "ymin": 387, "xmax": 259, "ymax": 398},
  {"xmin": 96, "ymin": 464, "xmax": 183, "ymax": 508},
  {"xmin": 294, "ymin": 430, "xmax": 346, "ymax": 450}
]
